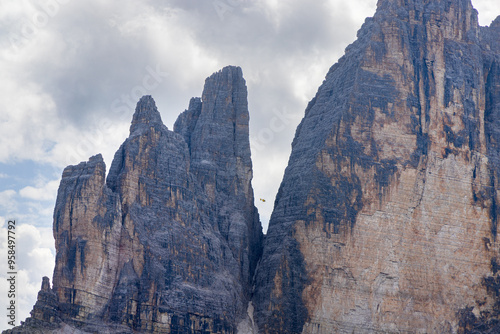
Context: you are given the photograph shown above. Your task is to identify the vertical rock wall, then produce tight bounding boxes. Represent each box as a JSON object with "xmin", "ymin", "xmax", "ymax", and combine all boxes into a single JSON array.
[
  {"xmin": 6, "ymin": 2, "xmax": 500, "ymax": 333},
  {"xmin": 253, "ymin": 0, "xmax": 500, "ymax": 333},
  {"xmin": 13, "ymin": 66, "xmax": 262, "ymax": 334},
  {"xmin": 174, "ymin": 67, "xmax": 263, "ymax": 291}
]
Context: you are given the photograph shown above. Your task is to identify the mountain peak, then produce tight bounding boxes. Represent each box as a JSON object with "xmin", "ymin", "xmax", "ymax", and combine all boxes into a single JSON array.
[
  {"xmin": 374, "ymin": 0, "xmax": 477, "ymax": 18},
  {"xmin": 202, "ymin": 66, "xmax": 244, "ymax": 97},
  {"xmin": 218, "ymin": 65, "xmax": 243, "ymax": 77},
  {"xmin": 130, "ymin": 95, "xmax": 163, "ymax": 134},
  {"xmin": 376, "ymin": 0, "xmax": 472, "ymax": 7},
  {"xmin": 8, "ymin": 67, "xmax": 263, "ymax": 334},
  {"xmin": 492, "ymin": 15, "xmax": 500, "ymax": 28}
]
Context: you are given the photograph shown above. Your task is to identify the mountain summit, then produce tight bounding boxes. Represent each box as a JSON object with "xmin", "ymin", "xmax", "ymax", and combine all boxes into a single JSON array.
[
  {"xmin": 5, "ymin": 0, "xmax": 500, "ymax": 333},
  {"xmin": 6, "ymin": 66, "xmax": 263, "ymax": 334},
  {"xmin": 129, "ymin": 95, "xmax": 164, "ymax": 134},
  {"xmin": 253, "ymin": 0, "xmax": 500, "ymax": 332}
]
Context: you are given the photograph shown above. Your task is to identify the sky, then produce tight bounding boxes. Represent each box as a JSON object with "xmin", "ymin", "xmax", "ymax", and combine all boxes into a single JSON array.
[{"xmin": 0, "ymin": 0, "xmax": 499, "ymax": 330}]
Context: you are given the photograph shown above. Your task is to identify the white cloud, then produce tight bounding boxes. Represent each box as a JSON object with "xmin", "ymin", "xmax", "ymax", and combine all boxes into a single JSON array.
[
  {"xmin": 17, "ymin": 224, "xmax": 55, "ymax": 282},
  {"xmin": 0, "ymin": 223, "xmax": 55, "ymax": 330},
  {"xmin": 474, "ymin": 0, "xmax": 500, "ymax": 25},
  {"xmin": 0, "ymin": 75, "xmax": 61, "ymax": 165},
  {"xmin": 19, "ymin": 179, "xmax": 59, "ymax": 201},
  {"xmin": 0, "ymin": 190, "xmax": 18, "ymax": 215}
]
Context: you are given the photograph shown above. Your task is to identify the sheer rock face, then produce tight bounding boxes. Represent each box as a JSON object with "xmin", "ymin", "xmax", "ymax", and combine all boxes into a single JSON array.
[
  {"xmin": 253, "ymin": 0, "xmax": 500, "ymax": 333},
  {"xmin": 174, "ymin": 66, "xmax": 263, "ymax": 286},
  {"xmin": 15, "ymin": 67, "xmax": 262, "ymax": 334},
  {"xmin": 7, "ymin": 2, "xmax": 500, "ymax": 333}
]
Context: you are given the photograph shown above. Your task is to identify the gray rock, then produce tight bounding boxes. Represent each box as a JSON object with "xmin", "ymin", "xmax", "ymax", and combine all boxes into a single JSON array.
[
  {"xmin": 253, "ymin": 0, "xmax": 500, "ymax": 333},
  {"xmin": 8, "ymin": 67, "xmax": 262, "ymax": 334},
  {"xmin": 174, "ymin": 66, "xmax": 263, "ymax": 288}
]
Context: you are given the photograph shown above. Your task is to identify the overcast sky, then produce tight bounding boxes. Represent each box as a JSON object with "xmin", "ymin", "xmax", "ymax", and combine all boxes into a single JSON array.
[{"xmin": 1, "ymin": 0, "xmax": 499, "ymax": 329}]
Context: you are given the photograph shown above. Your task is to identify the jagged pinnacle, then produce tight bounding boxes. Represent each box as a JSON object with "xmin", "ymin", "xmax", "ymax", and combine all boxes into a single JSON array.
[{"xmin": 130, "ymin": 95, "xmax": 163, "ymax": 134}]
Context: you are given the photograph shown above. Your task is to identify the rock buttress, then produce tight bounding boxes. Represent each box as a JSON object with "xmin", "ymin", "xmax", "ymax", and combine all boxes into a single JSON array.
[
  {"xmin": 253, "ymin": 0, "xmax": 500, "ymax": 333},
  {"xmin": 53, "ymin": 153, "xmax": 123, "ymax": 323}
]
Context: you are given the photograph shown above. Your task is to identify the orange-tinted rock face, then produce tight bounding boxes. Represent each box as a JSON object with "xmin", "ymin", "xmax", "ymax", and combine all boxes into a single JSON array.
[
  {"xmin": 253, "ymin": 0, "xmax": 500, "ymax": 332},
  {"xmin": 52, "ymin": 154, "xmax": 128, "ymax": 322}
]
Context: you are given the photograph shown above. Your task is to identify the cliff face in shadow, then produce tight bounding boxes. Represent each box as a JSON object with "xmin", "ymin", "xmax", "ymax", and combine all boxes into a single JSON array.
[{"xmin": 253, "ymin": 0, "xmax": 500, "ymax": 333}]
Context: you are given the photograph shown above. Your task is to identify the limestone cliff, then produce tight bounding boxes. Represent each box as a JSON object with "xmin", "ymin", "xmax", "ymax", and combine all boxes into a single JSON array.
[
  {"xmin": 253, "ymin": 0, "xmax": 500, "ymax": 333},
  {"xmin": 174, "ymin": 67, "xmax": 263, "ymax": 284},
  {"xmin": 7, "ymin": 1, "xmax": 500, "ymax": 333},
  {"xmin": 6, "ymin": 66, "xmax": 262, "ymax": 333}
]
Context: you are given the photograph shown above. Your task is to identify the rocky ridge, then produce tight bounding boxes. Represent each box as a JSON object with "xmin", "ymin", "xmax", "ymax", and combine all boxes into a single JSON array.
[
  {"xmin": 4, "ymin": 0, "xmax": 500, "ymax": 333},
  {"xmin": 5, "ymin": 66, "xmax": 262, "ymax": 334}
]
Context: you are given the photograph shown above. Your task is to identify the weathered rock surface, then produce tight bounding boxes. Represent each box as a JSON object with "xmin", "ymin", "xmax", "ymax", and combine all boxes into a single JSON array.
[
  {"xmin": 7, "ymin": 1, "xmax": 500, "ymax": 333},
  {"xmin": 174, "ymin": 67, "xmax": 263, "ymax": 286},
  {"xmin": 253, "ymin": 0, "xmax": 500, "ymax": 333},
  {"xmin": 5, "ymin": 66, "xmax": 262, "ymax": 334}
]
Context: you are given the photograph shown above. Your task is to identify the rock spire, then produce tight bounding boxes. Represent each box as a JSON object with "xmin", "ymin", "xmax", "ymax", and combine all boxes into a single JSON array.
[{"xmin": 6, "ymin": 66, "xmax": 262, "ymax": 334}]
